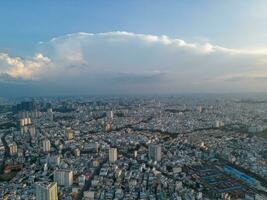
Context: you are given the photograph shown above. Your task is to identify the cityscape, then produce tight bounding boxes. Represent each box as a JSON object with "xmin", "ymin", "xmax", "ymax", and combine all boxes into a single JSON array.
[
  {"xmin": 0, "ymin": 95, "xmax": 267, "ymax": 199},
  {"xmin": 1, "ymin": 1, "xmax": 267, "ymax": 200}
]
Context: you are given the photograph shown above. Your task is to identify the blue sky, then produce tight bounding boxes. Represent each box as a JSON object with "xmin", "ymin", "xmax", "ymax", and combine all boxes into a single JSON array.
[
  {"xmin": 2, "ymin": 0, "xmax": 267, "ymax": 53},
  {"xmin": 1, "ymin": 1, "xmax": 267, "ymax": 96}
]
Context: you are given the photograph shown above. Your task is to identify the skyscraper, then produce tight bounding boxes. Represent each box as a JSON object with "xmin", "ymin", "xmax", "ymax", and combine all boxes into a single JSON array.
[
  {"xmin": 8, "ymin": 143, "xmax": 17, "ymax": 156},
  {"xmin": 148, "ymin": 144, "xmax": 161, "ymax": 162},
  {"xmin": 47, "ymin": 108, "xmax": 53, "ymax": 121},
  {"xmin": 109, "ymin": 148, "xmax": 117, "ymax": 163},
  {"xmin": 107, "ymin": 111, "xmax": 114, "ymax": 120},
  {"xmin": 42, "ymin": 139, "xmax": 51, "ymax": 153},
  {"xmin": 36, "ymin": 182, "xmax": 58, "ymax": 200},
  {"xmin": 65, "ymin": 127, "xmax": 74, "ymax": 140},
  {"xmin": 54, "ymin": 169, "xmax": 73, "ymax": 187}
]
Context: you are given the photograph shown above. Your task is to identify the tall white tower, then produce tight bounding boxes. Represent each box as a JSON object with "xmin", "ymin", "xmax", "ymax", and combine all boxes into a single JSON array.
[
  {"xmin": 109, "ymin": 148, "xmax": 118, "ymax": 163},
  {"xmin": 36, "ymin": 182, "xmax": 58, "ymax": 200},
  {"xmin": 42, "ymin": 139, "xmax": 51, "ymax": 153}
]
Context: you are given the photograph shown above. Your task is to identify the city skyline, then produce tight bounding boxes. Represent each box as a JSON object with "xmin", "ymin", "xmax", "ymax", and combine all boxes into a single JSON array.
[{"xmin": 1, "ymin": 2, "xmax": 267, "ymax": 199}]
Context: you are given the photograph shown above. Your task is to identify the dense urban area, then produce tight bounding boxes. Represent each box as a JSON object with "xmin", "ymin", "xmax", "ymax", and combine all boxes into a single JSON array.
[{"xmin": 0, "ymin": 95, "xmax": 267, "ymax": 200}]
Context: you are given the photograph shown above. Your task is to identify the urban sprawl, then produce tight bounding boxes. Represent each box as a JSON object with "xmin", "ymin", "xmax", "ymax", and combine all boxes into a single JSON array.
[{"xmin": 0, "ymin": 95, "xmax": 267, "ymax": 200}]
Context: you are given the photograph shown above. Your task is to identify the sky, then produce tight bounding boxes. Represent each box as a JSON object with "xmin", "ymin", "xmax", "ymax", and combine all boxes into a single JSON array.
[{"xmin": 1, "ymin": 0, "xmax": 267, "ymax": 96}]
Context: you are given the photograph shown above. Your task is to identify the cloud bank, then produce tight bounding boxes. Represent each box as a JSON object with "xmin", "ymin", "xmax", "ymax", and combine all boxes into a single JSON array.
[{"xmin": 1, "ymin": 31, "xmax": 267, "ymax": 95}]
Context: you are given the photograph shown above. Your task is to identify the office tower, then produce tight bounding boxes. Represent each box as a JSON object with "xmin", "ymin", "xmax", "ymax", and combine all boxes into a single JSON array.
[
  {"xmin": 36, "ymin": 182, "xmax": 58, "ymax": 200},
  {"xmin": 109, "ymin": 148, "xmax": 118, "ymax": 163},
  {"xmin": 148, "ymin": 144, "xmax": 162, "ymax": 162},
  {"xmin": 43, "ymin": 139, "xmax": 51, "ymax": 153},
  {"xmin": 8, "ymin": 143, "xmax": 17, "ymax": 156},
  {"xmin": 66, "ymin": 127, "xmax": 74, "ymax": 140},
  {"xmin": 107, "ymin": 111, "xmax": 114, "ymax": 120},
  {"xmin": 54, "ymin": 169, "xmax": 73, "ymax": 187},
  {"xmin": 47, "ymin": 108, "xmax": 53, "ymax": 121}
]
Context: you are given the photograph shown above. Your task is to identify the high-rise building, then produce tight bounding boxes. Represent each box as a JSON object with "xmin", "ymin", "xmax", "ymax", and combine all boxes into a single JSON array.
[
  {"xmin": 19, "ymin": 118, "xmax": 25, "ymax": 127},
  {"xmin": 107, "ymin": 111, "xmax": 114, "ymax": 120},
  {"xmin": 43, "ymin": 139, "xmax": 51, "ymax": 153},
  {"xmin": 36, "ymin": 182, "xmax": 58, "ymax": 200},
  {"xmin": 148, "ymin": 144, "xmax": 161, "ymax": 162},
  {"xmin": 66, "ymin": 127, "xmax": 74, "ymax": 140},
  {"xmin": 8, "ymin": 143, "xmax": 17, "ymax": 156},
  {"xmin": 47, "ymin": 108, "xmax": 53, "ymax": 121},
  {"xmin": 19, "ymin": 117, "xmax": 31, "ymax": 127},
  {"xmin": 109, "ymin": 148, "xmax": 117, "ymax": 163},
  {"xmin": 54, "ymin": 169, "xmax": 73, "ymax": 187}
]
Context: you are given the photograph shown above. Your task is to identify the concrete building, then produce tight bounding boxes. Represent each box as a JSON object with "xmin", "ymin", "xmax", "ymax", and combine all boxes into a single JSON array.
[
  {"xmin": 54, "ymin": 169, "xmax": 73, "ymax": 187},
  {"xmin": 8, "ymin": 143, "xmax": 17, "ymax": 156},
  {"xmin": 107, "ymin": 111, "xmax": 114, "ymax": 120},
  {"xmin": 66, "ymin": 127, "xmax": 74, "ymax": 140},
  {"xmin": 36, "ymin": 182, "xmax": 58, "ymax": 200},
  {"xmin": 84, "ymin": 143, "xmax": 99, "ymax": 153},
  {"xmin": 47, "ymin": 108, "xmax": 53, "ymax": 121},
  {"xmin": 109, "ymin": 148, "xmax": 118, "ymax": 163},
  {"xmin": 42, "ymin": 139, "xmax": 51, "ymax": 153},
  {"xmin": 78, "ymin": 175, "xmax": 86, "ymax": 186},
  {"xmin": 149, "ymin": 144, "xmax": 162, "ymax": 162}
]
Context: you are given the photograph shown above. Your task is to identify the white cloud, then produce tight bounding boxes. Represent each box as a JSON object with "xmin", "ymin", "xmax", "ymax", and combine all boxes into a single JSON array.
[
  {"xmin": 1, "ymin": 31, "xmax": 267, "ymax": 93},
  {"xmin": 0, "ymin": 53, "xmax": 51, "ymax": 80}
]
